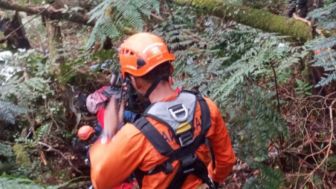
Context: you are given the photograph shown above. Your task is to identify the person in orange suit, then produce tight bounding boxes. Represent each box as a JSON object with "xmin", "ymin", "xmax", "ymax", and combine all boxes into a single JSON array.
[{"xmin": 89, "ymin": 32, "xmax": 236, "ymax": 189}]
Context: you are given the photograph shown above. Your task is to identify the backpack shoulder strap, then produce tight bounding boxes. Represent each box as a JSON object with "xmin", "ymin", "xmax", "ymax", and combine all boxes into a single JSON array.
[
  {"xmin": 197, "ymin": 93, "xmax": 211, "ymax": 135},
  {"xmin": 133, "ymin": 117, "xmax": 173, "ymax": 157},
  {"xmin": 196, "ymin": 93, "xmax": 216, "ymax": 169}
]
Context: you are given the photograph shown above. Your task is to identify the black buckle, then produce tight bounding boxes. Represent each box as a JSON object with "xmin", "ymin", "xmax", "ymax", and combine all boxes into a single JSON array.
[
  {"xmin": 147, "ymin": 161, "xmax": 173, "ymax": 175},
  {"xmin": 178, "ymin": 131, "xmax": 194, "ymax": 147},
  {"xmin": 163, "ymin": 162, "xmax": 174, "ymax": 174},
  {"xmin": 181, "ymin": 154, "xmax": 196, "ymax": 174}
]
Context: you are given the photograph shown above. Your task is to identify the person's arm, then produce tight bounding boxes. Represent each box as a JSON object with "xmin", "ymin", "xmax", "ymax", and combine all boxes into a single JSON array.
[
  {"xmin": 89, "ymin": 124, "xmax": 145, "ymax": 189},
  {"xmin": 205, "ymin": 98, "xmax": 236, "ymax": 183}
]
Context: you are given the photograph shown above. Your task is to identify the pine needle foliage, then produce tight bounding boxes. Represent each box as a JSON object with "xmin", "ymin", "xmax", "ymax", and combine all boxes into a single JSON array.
[{"xmin": 87, "ymin": 0, "xmax": 161, "ymax": 48}]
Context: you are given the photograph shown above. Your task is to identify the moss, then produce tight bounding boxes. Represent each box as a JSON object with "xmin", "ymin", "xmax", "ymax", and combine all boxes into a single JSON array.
[
  {"xmin": 12, "ymin": 144, "xmax": 31, "ymax": 168},
  {"xmin": 176, "ymin": 0, "xmax": 313, "ymax": 42}
]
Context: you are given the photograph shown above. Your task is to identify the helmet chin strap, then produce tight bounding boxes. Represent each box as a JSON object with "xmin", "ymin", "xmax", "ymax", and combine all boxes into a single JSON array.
[{"xmin": 144, "ymin": 76, "xmax": 165, "ymax": 99}]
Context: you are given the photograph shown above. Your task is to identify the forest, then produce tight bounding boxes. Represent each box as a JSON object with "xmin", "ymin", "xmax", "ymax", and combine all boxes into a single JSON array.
[{"xmin": 0, "ymin": 0, "xmax": 336, "ymax": 188}]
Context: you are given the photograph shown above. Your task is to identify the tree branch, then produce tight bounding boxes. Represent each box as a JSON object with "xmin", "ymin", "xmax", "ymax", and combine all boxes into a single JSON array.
[
  {"xmin": 175, "ymin": 0, "xmax": 314, "ymax": 42},
  {"xmin": 0, "ymin": 0, "xmax": 94, "ymax": 26}
]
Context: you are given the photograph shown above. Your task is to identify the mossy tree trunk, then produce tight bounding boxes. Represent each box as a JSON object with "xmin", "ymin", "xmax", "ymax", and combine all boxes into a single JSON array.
[
  {"xmin": 45, "ymin": 1, "xmax": 65, "ymax": 75},
  {"xmin": 175, "ymin": 0, "xmax": 313, "ymax": 42},
  {"xmin": 46, "ymin": 20, "xmax": 64, "ymax": 66}
]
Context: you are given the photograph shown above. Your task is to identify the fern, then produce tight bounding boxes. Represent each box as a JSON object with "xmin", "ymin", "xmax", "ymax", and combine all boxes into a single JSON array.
[
  {"xmin": 0, "ymin": 76, "xmax": 51, "ymax": 107},
  {"xmin": 243, "ymin": 164, "xmax": 284, "ymax": 189},
  {"xmin": 204, "ymin": 33, "xmax": 306, "ymax": 104},
  {"xmin": 295, "ymin": 79, "xmax": 313, "ymax": 96},
  {"xmin": 227, "ymin": 86, "xmax": 286, "ymax": 165},
  {"xmin": 0, "ymin": 51, "xmax": 52, "ymax": 109},
  {"xmin": 0, "ymin": 101, "xmax": 26, "ymax": 124},
  {"xmin": 306, "ymin": 37, "xmax": 336, "ymax": 87},
  {"xmin": 0, "ymin": 176, "xmax": 56, "ymax": 189},
  {"xmin": 0, "ymin": 143, "xmax": 14, "ymax": 158},
  {"xmin": 304, "ymin": 3, "xmax": 336, "ymax": 87},
  {"xmin": 152, "ymin": 7, "xmax": 306, "ymax": 188},
  {"xmin": 34, "ymin": 123, "xmax": 51, "ymax": 142},
  {"xmin": 308, "ymin": 2, "xmax": 336, "ymax": 30},
  {"xmin": 86, "ymin": 0, "xmax": 161, "ymax": 48}
]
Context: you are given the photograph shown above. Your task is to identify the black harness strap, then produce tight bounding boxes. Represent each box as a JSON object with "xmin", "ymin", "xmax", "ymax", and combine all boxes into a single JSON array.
[
  {"xmin": 133, "ymin": 117, "xmax": 174, "ymax": 186},
  {"xmin": 167, "ymin": 94, "xmax": 214, "ymax": 189},
  {"xmin": 206, "ymin": 138, "xmax": 216, "ymax": 169},
  {"xmin": 144, "ymin": 76, "xmax": 168, "ymax": 98},
  {"xmin": 134, "ymin": 117, "xmax": 173, "ymax": 156}
]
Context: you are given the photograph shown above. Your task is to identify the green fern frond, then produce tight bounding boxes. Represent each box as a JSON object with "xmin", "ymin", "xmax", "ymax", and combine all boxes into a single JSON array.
[
  {"xmin": 0, "ymin": 176, "xmax": 55, "ymax": 189},
  {"xmin": 308, "ymin": 2, "xmax": 336, "ymax": 30},
  {"xmin": 306, "ymin": 37, "xmax": 336, "ymax": 87},
  {"xmin": 0, "ymin": 143, "xmax": 14, "ymax": 158},
  {"xmin": 1, "ymin": 76, "xmax": 51, "ymax": 106},
  {"xmin": 243, "ymin": 165, "xmax": 284, "ymax": 189},
  {"xmin": 0, "ymin": 101, "xmax": 27, "ymax": 124},
  {"xmin": 34, "ymin": 123, "xmax": 51, "ymax": 142},
  {"xmin": 87, "ymin": 0, "xmax": 161, "ymax": 48}
]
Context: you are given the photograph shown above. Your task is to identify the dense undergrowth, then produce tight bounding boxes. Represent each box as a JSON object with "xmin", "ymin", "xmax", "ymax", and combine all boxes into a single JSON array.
[{"xmin": 0, "ymin": 0, "xmax": 336, "ymax": 188}]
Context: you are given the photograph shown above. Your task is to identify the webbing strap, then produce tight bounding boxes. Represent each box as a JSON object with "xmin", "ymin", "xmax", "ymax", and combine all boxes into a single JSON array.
[
  {"xmin": 168, "ymin": 94, "xmax": 211, "ymax": 160},
  {"xmin": 134, "ymin": 117, "xmax": 173, "ymax": 156},
  {"xmin": 167, "ymin": 158, "xmax": 215, "ymax": 189},
  {"xmin": 144, "ymin": 76, "xmax": 166, "ymax": 98},
  {"xmin": 198, "ymin": 94, "xmax": 211, "ymax": 135}
]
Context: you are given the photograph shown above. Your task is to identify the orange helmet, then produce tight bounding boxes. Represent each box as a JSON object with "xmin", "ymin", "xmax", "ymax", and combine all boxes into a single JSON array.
[
  {"xmin": 77, "ymin": 125, "xmax": 95, "ymax": 141},
  {"xmin": 118, "ymin": 32, "xmax": 175, "ymax": 78}
]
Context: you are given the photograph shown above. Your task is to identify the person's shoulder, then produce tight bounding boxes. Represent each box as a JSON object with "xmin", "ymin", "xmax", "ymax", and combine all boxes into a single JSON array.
[
  {"xmin": 117, "ymin": 122, "xmax": 143, "ymax": 139},
  {"xmin": 110, "ymin": 122, "xmax": 149, "ymax": 149}
]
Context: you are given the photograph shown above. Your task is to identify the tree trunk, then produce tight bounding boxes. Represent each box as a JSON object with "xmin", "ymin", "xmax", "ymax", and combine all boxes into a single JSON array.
[
  {"xmin": 45, "ymin": 1, "xmax": 65, "ymax": 74},
  {"xmin": 175, "ymin": 0, "xmax": 313, "ymax": 42},
  {"xmin": 46, "ymin": 20, "xmax": 64, "ymax": 66}
]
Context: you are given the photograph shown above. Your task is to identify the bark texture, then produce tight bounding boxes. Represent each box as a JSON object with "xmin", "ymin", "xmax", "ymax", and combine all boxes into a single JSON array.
[{"xmin": 176, "ymin": 0, "xmax": 314, "ymax": 41}]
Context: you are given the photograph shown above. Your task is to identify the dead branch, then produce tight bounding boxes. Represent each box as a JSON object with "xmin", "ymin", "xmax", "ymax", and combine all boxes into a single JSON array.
[
  {"xmin": 303, "ymin": 98, "xmax": 335, "ymax": 183},
  {"xmin": 37, "ymin": 141, "xmax": 82, "ymax": 174},
  {"xmin": 0, "ymin": 1, "xmax": 94, "ymax": 26}
]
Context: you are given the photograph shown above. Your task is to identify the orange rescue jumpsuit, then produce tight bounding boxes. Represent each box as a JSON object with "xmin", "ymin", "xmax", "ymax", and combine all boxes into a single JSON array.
[{"xmin": 89, "ymin": 93, "xmax": 236, "ymax": 189}]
